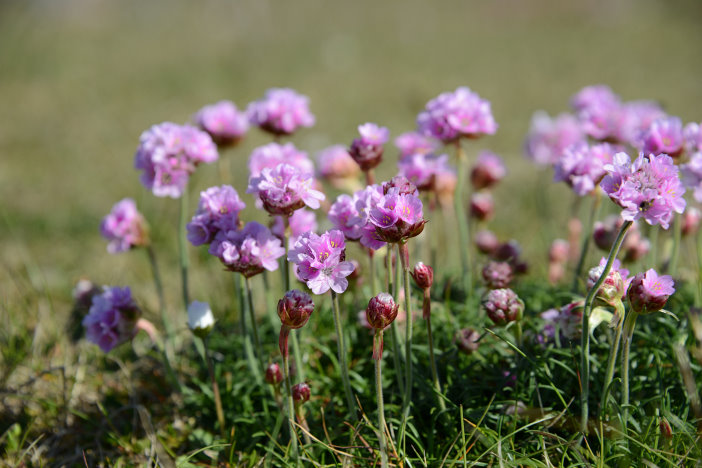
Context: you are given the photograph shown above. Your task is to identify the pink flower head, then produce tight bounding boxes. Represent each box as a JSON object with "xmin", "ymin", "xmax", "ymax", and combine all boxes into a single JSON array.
[
  {"xmin": 455, "ymin": 328, "xmax": 481, "ymax": 354},
  {"xmin": 288, "ymin": 230, "xmax": 355, "ymax": 294},
  {"xmin": 247, "ymin": 88, "xmax": 315, "ymax": 136},
  {"xmin": 194, "ymin": 100, "xmax": 249, "ymax": 146},
  {"xmin": 397, "ymin": 153, "xmax": 451, "ymax": 191},
  {"xmin": 316, "ymin": 145, "xmax": 360, "ymax": 182},
  {"xmin": 328, "ymin": 194, "xmax": 364, "ymax": 241},
  {"xmin": 82, "ymin": 286, "xmax": 141, "ymax": 352},
  {"xmin": 482, "ymin": 261, "xmax": 513, "ymax": 289},
  {"xmin": 553, "ymin": 142, "xmax": 615, "ymax": 196},
  {"xmin": 278, "ymin": 289, "xmax": 315, "ymax": 329},
  {"xmin": 524, "ymin": 111, "xmax": 586, "ymax": 166},
  {"xmin": 209, "ymin": 221, "xmax": 285, "ymax": 277},
  {"xmin": 684, "ymin": 122, "xmax": 702, "ymax": 154},
  {"xmin": 248, "ymin": 142, "xmax": 314, "ymax": 178},
  {"xmin": 587, "ymin": 257, "xmax": 630, "ymax": 305},
  {"xmin": 482, "ymin": 288, "xmax": 524, "ymax": 326},
  {"xmin": 627, "ymin": 269, "xmax": 675, "ymax": 314},
  {"xmin": 618, "ymin": 100, "xmax": 666, "ymax": 146},
  {"xmin": 134, "ymin": 122, "xmax": 219, "ymax": 198},
  {"xmin": 570, "ymin": 85, "xmax": 621, "ymax": 113},
  {"xmin": 247, "ymin": 163, "xmax": 325, "ymax": 216},
  {"xmin": 382, "ymin": 175, "xmax": 420, "ymax": 197},
  {"xmin": 680, "ymin": 152, "xmax": 702, "ymax": 203},
  {"xmin": 549, "ymin": 239, "xmax": 570, "ymax": 264},
  {"xmin": 349, "ymin": 123, "xmax": 389, "ymax": 171},
  {"xmin": 417, "ymin": 87, "xmax": 497, "ymax": 142},
  {"xmin": 352, "ymin": 185, "xmax": 387, "ymax": 250},
  {"xmin": 100, "ymin": 198, "xmax": 149, "ymax": 253},
  {"xmin": 600, "ymin": 152, "xmax": 686, "ymax": 229},
  {"xmin": 369, "ymin": 190, "xmax": 426, "ymax": 244},
  {"xmin": 635, "ymin": 116, "xmax": 684, "ymax": 157},
  {"xmin": 470, "ymin": 151, "xmax": 506, "ymax": 190},
  {"xmin": 394, "ymin": 131, "xmax": 440, "ymax": 159},
  {"xmin": 540, "ymin": 300, "xmax": 583, "ymax": 342},
  {"xmin": 475, "ymin": 229, "xmax": 499, "ymax": 255},
  {"xmin": 187, "ymin": 185, "xmax": 246, "ymax": 246},
  {"xmin": 570, "ymin": 86, "xmax": 626, "ymax": 143}
]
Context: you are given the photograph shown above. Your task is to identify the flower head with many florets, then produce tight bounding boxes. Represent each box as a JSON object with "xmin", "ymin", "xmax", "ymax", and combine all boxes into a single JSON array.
[
  {"xmin": 194, "ymin": 100, "xmax": 249, "ymax": 146},
  {"xmin": 394, "ymin": 131, "xmax": 440, "ymax": 159},
  {"xmin": 417, "ymin": 87, "xmax": 497, "ymax": 142},
  {"xmin": 247, "ymin": 163, "xmax": 325, "ymax": 216},
  {"xmin": 600, "ymin": 152, "xmax": 686, "ymax": 229},
  {"xmin": 209, "ymin": 221, "xmax": 285, "ymax": 277},
  {"xmin": 349, "ymin": 123, "xmax": 389, "ymax": 171},
  {"xmin": 524, "ymin": 111, "xmax": 586, "ymax": 166},
  {"xmin": 247, "ymin": 88, "xmax": 315, "ymax": 136},
  {"xmin": 681, "ymin": 153, "xmax": 702, "ymax": 203},
  {"xmin": 398, "ymin": 153, "xmax": 452, "ymax": 191},
  {"xmin": 82, "ymin": 286, "xmax": 141, "ymax": 353},
  {"xmin": 288, "ymin": 230, "xmax": 355, "ymax": 295},
  {"xmin": 635, "ymin": 116, "xmax": 684, "ymax": 158},
  {"xmin": 248, "ymin": 142, "xmax": 314, "ymax": 177},
  {"xmin": 553, "ymin": 142, "xmax": 616, "ymax": 196},
  {"xmin": 369, "ymin": 187, "xmax": 426, "ymax": 244},
  {"xmin": 187, "ymin": 185, "xmax": 246, "ymax": 246},
  {"xmin": 627, "ymin": 269, "xmax": 674, "ymax": 315},
  {"xmin": 100, "ymin": 198, "xmax": 150, "ymax": 253},
  {"xmin": 134, "ymin": 122, "xmax": 218, "ymax": 198}
]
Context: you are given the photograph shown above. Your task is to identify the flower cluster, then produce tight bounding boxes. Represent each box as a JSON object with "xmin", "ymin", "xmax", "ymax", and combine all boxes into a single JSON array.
[
  {"xmin": 417, "ymin": 87, "xmax": 497, "ymax": 142},
  {"xmin": 394, "ymin": 131, "xmax": 439, "ymax": 159},
  {"xmin": 100, "ymin": 198, "xmax": 149, "ymax": 253},
  {"xmin": 187, "ymin": 185, "xmax": 246, "ymax": 246},
  {"xmin": 627, "ymin": 269, "xmax": 674, "ymax": 315},
  {"xmin": 134, "ymin": 122, "xmax": 218, "ymax": 198},
  {"xmin": 368, "ymin": 183, "xmax": 426, "ymax": 244},
  {"xmin": 684, "ymin": 122, "xmax": 702, "ymax": 154},
  {"xmin": 482, "ymin": 288, "xmax": 524, "ymax": 326},
  {"xmin": 82, "ymin": 286, "xmax": 141, "ymax": 352},
  {"xmin": 397, "ymin": 153, "xmax": 452, "ymax": 191},
  {"xmin": 328, "ymin": 184, "xmax": 386, "ymax": 249},
  {"xmin": 349, "ymin": 123, "xmax": 389, "ymax": 171},
  {"xmin": 587, "ymin": 257, "xmax": 630, "ymax": 306},
  {"xmin": 247, "ymin": 163, "xmax": 325, "ymax": 216},
  {"xmin": 247, "ymin": 88, "xmax": 315, "ymax": 136},
  {"xmin": 316, "ymin": 145, "xmax": 360, "ymax": 184},
  {"xmin": 540, "ymin": 301, "xmax": 583, "ymax": 342},
  {"xmin": 194, "ymin": 100, "xmax": 249, "ymax": 146},
  {"xmin": 681, "ymin": 153, "xmax": 702, "ymax": 203},
  {"xmin": 553, "ymin": 142, "xmax": 616, "ymax": 196},
  {"xmin": 600, "ymin": 152, "xmax": 686, "ymax": 229},
  {"xmin": 288, "ymin": 230, "xmax": 355, "ymax": 294},
  {"xmin": 209, "ymin": 221, "xmax": 285, "ymax": 277},
  {"xmin": 524, "ymin": 111, "xmax": 585, "ymax": 165},
  {"xmin": 635, "ymin": 116, "xmax": 684, "ymax": 157},
  {"xmin": 248, "ymin": 142, "xmax": 314, "ymax": 177}
]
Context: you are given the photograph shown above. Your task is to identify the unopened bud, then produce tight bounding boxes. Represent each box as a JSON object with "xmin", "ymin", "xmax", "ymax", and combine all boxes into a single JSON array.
[
  {"xmin": 292, "ymin": 382, "xmax": 311, "ymax": 405},
  {"xmin": 366, "ymin": 293, "xmax": 399, "ymax": 330},
  {"xmin": 469, "ymin": 192, "xmax": 494, "ymax": 221},
  {"xmin": 482, "ymin": 261, "xmax": 513, "ymax": 289},
  {"xmin": 265, "ymin": 363, "xmax": 283, "ymax": 385},
  {"xmin": 483, "ymin": 288, "xmax": 524, "ymax": 326},
  {"xmin": 187, "ymin": 301, "xmax": 215, "ymax": 338},
  {"xmin": 475, "ymin": 229, "xmax": 499, "ymax": 255},
  {"xmin": 455, "ymin": 328, "xmax": 481, "ymax": 354},
  {"xmin": 277, "ymin": 290, "xmax": 314, "ymax": 329},
  {"xmin": 411, "ymin": 262, "xmax": 434, "ymax": 290}
]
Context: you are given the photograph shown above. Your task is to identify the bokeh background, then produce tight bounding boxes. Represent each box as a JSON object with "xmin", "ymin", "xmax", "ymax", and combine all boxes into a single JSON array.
[{"xmin": 1, "ymin": 0, "xmax": 701, "ymax": 358}]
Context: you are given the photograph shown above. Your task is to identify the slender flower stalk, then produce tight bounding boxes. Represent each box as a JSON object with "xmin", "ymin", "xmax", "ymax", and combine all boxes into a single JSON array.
[
  {"xmin": 668, "ymin": 213, "xmax": 682, "ymax": 275},
  {"xmin": 332, "ymin": 291, "xmax": 356, "ymax": 417},
  {"xmin": 620, "ymin": 309, "xmax": 636, "ymax": 434},
  {"xmin": 579, "ymin": 220, "xmax": 632, "ymax": 433},
  {"xmin": 599, "ymin": 300, "xmax": 626, "ymax": 415},
  {"xmin": 179, "ymin": 191, "xmax": 190, "ymax": 309},
  {"xmin": 392, "ymin": 245, "xmax": 405, "ymax": 395},
  {"xmin": 281, "ymin": 217, "xmax": 306, "ymax": 383},
  {"xmin": 244, "ymin": 276, "xmax": 263, "ymax": 369},
  {"xmin": 145, "ymin": 245, "xmax": 166, "ymax": 330},
  {"xmin": 399, "ymin": 242, "xmax": 414, "ymax": 446},
  {"xmin": 375, "ymin": 330, "xmax": 388, "ymax": 468},
  {"xmin": 282, "ymin": 353, "xmax": 299, "ymax": 461},
  {"xmin": 454, "ymin": 141, "xmax": 471, "ymax": 292},
  {"xmin": 204, "ymin": 337, "xmax": 226, "ymax": 436},
  {"xmin": 572, "ymin": 191, "xmax": 602, "ymax": 292}
]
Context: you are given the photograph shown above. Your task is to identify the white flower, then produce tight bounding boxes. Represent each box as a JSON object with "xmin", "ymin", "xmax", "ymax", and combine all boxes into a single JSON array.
[{"xmin": 187, "ymin": 301, "xmax": 215, "ymax": 337}]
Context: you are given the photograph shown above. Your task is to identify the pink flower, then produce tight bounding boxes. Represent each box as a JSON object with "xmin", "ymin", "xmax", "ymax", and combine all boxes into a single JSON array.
[
  {"xmin": 635, "ymin": 116, "xmax": 684, "ymax": 157},
  {"xmin": 588, "ymin": 257, "xmax": 630, "ymax": 305},
  {"xmin": 524, "ymin": 111, "xmax": 585, "ymax": 166},
  {"xmin": 247, "ymin": 88, "xmax": 315, "ymax": 136},
  {"xmin": 483, "ymin": 288, "xmax": 524, "ymax": 326},
  {"xmin": 684, "ymin": 122, "xmax": 702, "ymax": 154},
  {"xmin": 470, "ymin": 151, "xmax": 506, "ymax": 190},
  {"xmin": 682, "ymin": 207, "xmax": 701, "ymax": 237},
  {"xmin": 248, "ymin": 142, "xmax": 314, "ymax": 177},
  {"xmin": 600, "ymin": 152, "xmax": 686, "ymax": 229},
  {"xmin": 627, "ymin": 269, "xmax": 674, "ymax": 314},
  {"xmin": 187, "ymin": 185, "xmax": 246, "ymax": 246},
  {"xmin": 100, "ymin": 198, "xmax": 149, "ymax": 253},
  {"xmin": 394, "ymin": 131, "xmax": 440, "ymax": 159},
  {"xmin": 397, "ymin": 153, "xmax": 452, "ymax": 191},
  {"xmin": 328, "ymin": 194, "xmax": 364, "ymax": 240},
  {"xmin": 553, "ymin": 142, "xmax": 615, "ymax": 196},
  {"xmin": 82, "ymin": 286, "xmax": 141, "ymax": 352},
  {"xmin": 349, "ymin": 123, "xmax": 389, "ymax": 171},
  {"xmin": 209, "ymin": 221, "xmax": 285, "ymax": 277},
  {"xmin": 288, "ymin": 230, "xmax": 355, "ymax": 294},
  {"xmin": 247, "ymin": 163, "xmax": 325, "ymax": 216},
  {"xmin": 316, "ymin": 145, "xmax": 360, "ymax": 182},
  {"xmin": 570, "ymin": 85, "xmax": 620, "ymax": 113},
  {"xmin": 194, "ymin": 100, "xmax": 249, "ymax": 146},
  {"xmin": 369, "ymin": 190, "xmax": 426, "ymax": 244},
  {"xmin": 134, "ymin": 122, "xmax": 219, "ymax": 198},
  {"xmin": 680, "ymin": 152, "xmax": 702, "ymax": 203},
  {"xmin": 540, "ymin": 301, "xmax": 583, "ymax": 342},
  {"xmin": 475, "ymin": 229, "xmax": 499, "ymax": 255},
  {"xmin": 417, "ymin": 86, "xmax": 497, "ymax": 142}
]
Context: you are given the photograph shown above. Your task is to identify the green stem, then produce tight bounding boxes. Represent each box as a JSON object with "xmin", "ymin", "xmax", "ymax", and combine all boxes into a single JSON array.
[
  {"xmin": 290, "ymin": 330, "xmax": 305, "ymax": 384},
  {"xmin": 424, "ymin": 290, "xmax": 445, "ymax": 411},
  {"xmin": 375, "ymin": 330, "xmax": 388, "ymax": 468},
  {"xmin": 245, "ymin": 276, "xmax": 264, "ymax": 370},
  {"xmin": 600, "ymin": 300, "xmax": 626, "ymax": 417},
  {"xmin": 369, "ymin": 248, "xmax": 377, "ymax": 296},
  {"xmin": 454, "ymin": 141, "xmax": 471, "ymax": 293},
  {"xmin": 178, "ymin": 191, "xmax": 190, "ymax": 310},
  {"xmin": 204, "ymin": 337, "xmax": 226, "ymax": 436},
  {"xmin": 239, "ymin": 273, "xmax": 261, "ymax": 383},
  {"xmin": 146, "ymin": 245, "xmax": 166, "ymax": 329},
  {"xmin": 399, "ymin": 242, "xmax": 414, "ymax": 450},
  {"xmin": 697, "ymin": 228, "xmax": 702, "ymax": 306},
  {"xmin": 392, "ymin": 244, "xmax": 405, "ymax": 395},
  {"xmin": 572, "ymin": 191, "xmax": 602, "ymax": 292},
  {"xmin": 621, "ymin": 310, "xmax": 638, "ymax": 438},
  {"xmin": 669, "ymin": 213, "xmax": 681, "ymax": 276},
  {"xmin": 331, "ymin": 291, "xmax": 356, "ymax": 418},
  {"xmin": 283, "ymin": 353, "xmax": 299, "ymax": 463},
  {"xmin": 579, "ymin": 220, "xmax": 632, "ymax": 434}
]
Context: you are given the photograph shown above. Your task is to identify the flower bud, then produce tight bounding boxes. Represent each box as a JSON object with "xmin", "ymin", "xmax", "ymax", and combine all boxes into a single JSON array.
[
  {"xmin": 187, "ymin": 301, "xmax": 215, "ymax": 338},
  {"xmin": 382, "ymin": 175, "xmax": 419, "ymax": 196},
  {"xmin": 366, "ymin": 293, "xmax": 399, "ymax": 330},
  {"xmin": 587, "ymin": 266, "xmax": 626, "ymax": 306},
  {"xmin": 455, "ymin": 328, "xmax": 481, "ymax": 354},
  {"xmin": 265, "ymin": 363, "xmax": 283, "ymax": 385},
  {"xmin": 494, "ymin": 240, "xmax": 521, "ymax": 263},
  {"xmin": 469, "ymin": 192, "xmax": 494, "ymax": 221},
  {"xmin": 482, "ymin": 261, "xmax": 513, "ymax": 289},
  {"xmin": 349, "ymin": 123, "xmax": 388, "ymax": 171},
  {"xmin": 659, "ymin": 417, "xmax": 673, "ymax": 440},
  {"xmin": 470, "ymin": 151, "xmax": 506, "ymax": 190},
  {"xmin": 549, "ymin": 239, "xmax": 569, "ymax": 264},
  {"xmin": 277, "ymin": 290, "xmax": 314, "ymax": 329},
  {"xmin": 682, "ymin": 207, "xmax": 701, "ymax": 237},
  {"xmin": 475, "ymin": 229, "xmax": 499, "ymax": 255},
  {"xmin": 292, "ymin": 382, "xmax": 311, "ymax": 404},
  {"xmin": 411, "ymin": 262, "xmax": 434, "ymax": 290},
  {"xmin": 627, "ymin": 269, "xmax": 674, "ymax": 314},
  {"xmin": 482, "ymin": 288, "xmax": 524, "ymax": 326}
]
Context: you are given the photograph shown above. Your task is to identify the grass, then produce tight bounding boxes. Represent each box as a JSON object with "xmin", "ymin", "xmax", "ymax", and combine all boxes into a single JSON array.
[{"xmin": 2, "ymin": 0, "xmax": 702, "ymax": 465}]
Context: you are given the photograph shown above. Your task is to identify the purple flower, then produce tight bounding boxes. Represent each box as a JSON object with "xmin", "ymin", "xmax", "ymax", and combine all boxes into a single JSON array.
[
  {"xmin": 134, "ymin": 122, "xmax": 218, "ymax": 198},
  {"xmin": 349, "ymin": 123, "xmax": 389, "ymax": 171},
  {"xmin": 618, "ymin": 101, "xmax": 666, "ymax": 146},
  {"xmin": 684, "ymin": 122, "xmax": 702, "ymax": 154},
  {"xmin": 82, "ymin": 286, "xmax": 141, "ymax": 352},
  {"xmin": 570, "ymin": 86, "xmax": 627, "ymax": 143},
  {"xmin": 194, "ymin": 100, "xmax": 249, "ymax": 146},
  {"xmin": 248, "ymin": 142, "xmax": 314, "ymax": 177},
  {"xmin": 417, "ymin": 87, "xmax": 497, "ymax": 142},
  {"xmin": 288, "ymin": 230, "xmax": 355, "ymax": 294},
  {"xmin": 187, "ymin": 185, "xmax": 246, "ymax": 246},
  {"xmin": 247, "ymin": 163, "xmax": 325, "ymax": 216},
  {"xmin": 570, "ymin": 85, "xmax": 620, "ymax": 112},
  {"xmin": 483, "ymin": 288, "xmax": 524, "ymax": 326},
  {"xmin": 369, "ymin": 190, "xmax": 426, "ymax": 244},
  {"xmin": 524, "ymin": 111, "xmax": 586, "ymax": 166},
  {"xmin": 540, "ymin": 301, "xmax": 583, "ymax": 342},
  {"xmin": 247, "ymin": 88, "xmax": 315, "ymax": 136},
  {"xmin": 316, "ymin": 145, "xmax": 360, "ymax": 182},
  {"xmin": 352, "ymin": 185, "xmax": 388, "ymax": 250},
  {"xmin": 397, "ymin": 153, "xmax": 452, "ymax": 191},
  {"xmin": 328, "ymin": 194, "xmax": 364, "ymax": 240},
  {"xmin": 627, "ymin": 269, "xmax": 675, "ymax": 314},
  {"xmin": 394, "ymin": 131, "xmax": 440, "ymax": 159},
  {"xmin": 635, "ymin": 116, "xmax": 684, "ymax": 157},
  {"xmin": 470, "ymin": 151, "xmax": 506, "ymax": 190},
  {"xmin": 100, "ymin": 198, "xmax": 149, "ymax": 253},
  {"xmin": 209, "ymin": 221, "xmax": 285, "ymax": 277},
  {"xmin": 600, "ymin": 152, "xmax": 686, "ymax": 229},
  {"xmin": 553, "ymin": 142, "xmax": 615, "ymax": 196},
  {"xmin": 587, "ymin": 257, "xmax": 630, "ymax": 306},
  {"xmin": 680, "ymin": 152, "xmax": 702, "ymax": 203}
]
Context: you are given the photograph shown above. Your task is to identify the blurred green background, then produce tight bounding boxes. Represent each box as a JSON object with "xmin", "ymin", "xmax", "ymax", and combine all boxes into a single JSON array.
[{"xmin": 1, "ymin": 0, "xmax": 701, "ymax": 327}]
